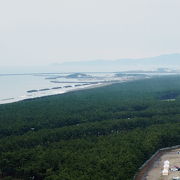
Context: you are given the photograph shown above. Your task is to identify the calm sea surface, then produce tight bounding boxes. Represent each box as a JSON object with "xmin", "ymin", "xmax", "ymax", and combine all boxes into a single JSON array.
[
  {"xmin": 0, "ymin": 73, "xmax": 110, "ymax": 104},
  {"xmin": 0, "ymin": 75, "xmax": 63, "ymax": 104},
  {"xmin": 1, "ymin": 72, "xmax": 171, "ymax": 104}
]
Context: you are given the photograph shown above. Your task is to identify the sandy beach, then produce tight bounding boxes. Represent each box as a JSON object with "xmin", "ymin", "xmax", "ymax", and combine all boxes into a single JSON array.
[{"xmin": 0, "ymin": 82, "xmax": 113, "ymax": 105}]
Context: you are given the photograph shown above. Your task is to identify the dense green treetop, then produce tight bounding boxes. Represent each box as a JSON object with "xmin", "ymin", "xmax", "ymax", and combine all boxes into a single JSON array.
[{"xmin": 0, "ymin": 75, "xmax": 180, "ymax": 179}]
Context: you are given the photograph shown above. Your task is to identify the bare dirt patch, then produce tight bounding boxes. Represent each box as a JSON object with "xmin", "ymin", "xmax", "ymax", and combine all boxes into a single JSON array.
[{"xmin": 135, "ymin": 148, "xmax": 180, "ymax": 180}]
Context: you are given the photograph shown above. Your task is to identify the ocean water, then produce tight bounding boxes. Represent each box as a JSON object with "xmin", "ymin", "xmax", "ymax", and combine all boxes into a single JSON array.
[
  {"xmin": 0, "ymin": 73, "xmax": 115, "ymax": 104},
  {"xmin": 0, "ymin": 73, "xmax": 99, "ymax": 104},
  {"xmin": 0, "ymin": 72, "xmax": 162, "ymax": 105},
  {"xmin": 0, "ymin": 75, "xmax": 55, "ymax": 104}
]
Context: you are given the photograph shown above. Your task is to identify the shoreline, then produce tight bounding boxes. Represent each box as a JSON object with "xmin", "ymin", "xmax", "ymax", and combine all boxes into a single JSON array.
[
  {"xmin": 0, "ymin": 82, "xmax": 113, "ymax": 105},
  {"xmin": 0, "ymin": 75, "xmax": 153, "ymax": 106}
]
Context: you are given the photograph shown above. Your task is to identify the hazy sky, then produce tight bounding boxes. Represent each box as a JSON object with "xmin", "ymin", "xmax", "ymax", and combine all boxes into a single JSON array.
[{"xmin": 0, "ymin": 0, "xmax": 180, "ymax": 66}]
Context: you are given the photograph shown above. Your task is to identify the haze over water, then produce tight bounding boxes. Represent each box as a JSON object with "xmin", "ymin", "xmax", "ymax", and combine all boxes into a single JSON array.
[
  {"xmin": 0, "ymin": 74, "xmax": 62, "ymax": 104},
  {"xmin": 0, "ymin": 73, "xmax": 116, "ymax": 104}
]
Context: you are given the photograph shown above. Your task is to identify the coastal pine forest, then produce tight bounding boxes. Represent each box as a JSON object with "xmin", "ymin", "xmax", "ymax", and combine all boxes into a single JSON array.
[{"xmin": 1, "ymin": 75, "xmax": 180, "ymax": 180}]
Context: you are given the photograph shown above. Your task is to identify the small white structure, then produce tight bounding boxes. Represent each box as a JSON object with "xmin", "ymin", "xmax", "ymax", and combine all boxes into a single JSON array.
[
  {"xmin": 164, "ymin": 160, "xmax": 170, "ymax": 165},
  {"xmin": 162, "ymin": 160, "xmax": 170, "ymax": 176},
  {"xmin": 164, "ymin": 164, "xmax": 169, "ymax": 169},
  {"xmin": 162, "ymin": 169, "xmax": 169, "ymax": 176}
]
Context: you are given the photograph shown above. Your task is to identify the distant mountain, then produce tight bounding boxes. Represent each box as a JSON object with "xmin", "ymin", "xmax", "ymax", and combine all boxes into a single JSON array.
[
  {"xmin": 0, "ymin": 54, "xmax": 180, "ymax": 74},
  {"xmin": 52, "ymin": 53, "xmax": 180, "ymax": 72}
]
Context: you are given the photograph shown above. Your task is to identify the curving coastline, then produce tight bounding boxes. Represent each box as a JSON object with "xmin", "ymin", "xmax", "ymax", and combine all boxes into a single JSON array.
[{"xmin": 0, "ymin": 82, "xmax": 108, "ymax": 105}]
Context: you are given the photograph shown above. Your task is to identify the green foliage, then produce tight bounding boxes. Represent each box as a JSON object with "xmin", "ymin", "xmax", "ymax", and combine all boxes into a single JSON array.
[{"xmin": 0, "ymin": 75, "xmax": 180, "ymax": 179}]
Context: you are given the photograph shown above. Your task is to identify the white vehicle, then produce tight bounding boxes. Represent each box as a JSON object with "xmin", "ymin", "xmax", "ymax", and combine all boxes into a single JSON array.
[
  {"xmin": 170, "ymin": 168, "xmax": 178, "ymax": 172},
  {"xmin": 173, "ymin": 177, "xmax": 180, "ymax": 180}
]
